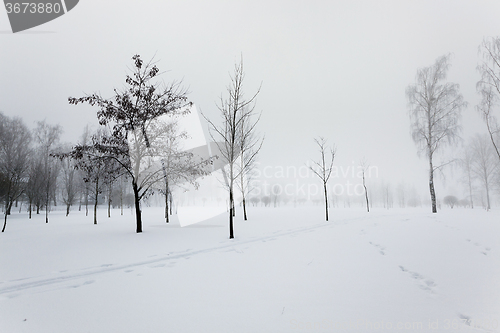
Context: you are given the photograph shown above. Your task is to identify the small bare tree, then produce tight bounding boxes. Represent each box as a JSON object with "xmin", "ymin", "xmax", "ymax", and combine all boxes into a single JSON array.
[
  {"xmin": 470, "ymin": 134, "xmax": 498, "ymax": 210},
  {"xmin": 237, "ymin": 106, "xmax": 263, "ymax": 220},
  {"xmin": 309, "ymin": 137, "xmax": 336, "ymax": 221},
  {"xmin": 406, "ymin": 54, "xmax": 467, "ymax": 213},
  {"xmin": 205, "ymin": 58, "xmax": 260, "ymax": 238},
  {"xmin": 359, "ymin": 157, "xmax": 370, "ymax": 212},
  {"xmin": 57, "ymin": 146, "xmax": 79, "ymax": 216},
  {"xmin": 34, "ymin": 120, "xmax": 62, "ymax": 223},
  {"xmin": 459, "ymin": 143, "xmax": 476, "ymax": 209}
]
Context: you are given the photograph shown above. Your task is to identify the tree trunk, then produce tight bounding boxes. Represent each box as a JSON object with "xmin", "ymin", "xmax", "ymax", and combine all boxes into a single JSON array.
[
  {"xmin": 107, "ymin": 196, "xmax": 111, "ymax": 218},
  {"xmin": 429, "ymin": 161, "xmax": 437, "ymax": 213},
  {"xmin": 242, "ymin": 197, "xmax": 247, "ymax": 221},
  {"xmin": 468, "ymin": 176, "xmax": 474, "ymax": 209},
  {"xmin": 66, "ymin": 203, "xmax": 70, "ymax": 217},
  {"xmin": 94, "ymin": 178, "xmax": 98, "ymax": 225},
  {"xmin": 485, "ymin": 178, "xmax": 491, "ymax": 211},
  {"xmin": 229, "ymin": 189, "xmax": 234, "ymax": 239},
  {"xmin": 29, "ymin": 201, "xmax": 32, "ymax": 219},
  {"xmin": 2, "ymin": 212, "xmax": 7, "ymax": 233},
  {"xmin": 169, "ymin": 193, "xmax": 173, "ymax": 215},
  {"xmin": 323, "ymin": 182, "xmax": 329, "ymax": 221},
  {"xmin": 85, "ymin": 187, "xmax": 89, "ymax": 217},
  {"xmin": 165, "ymin": 191, "xmax": 169, "ymax": 223},
  {"xmin": 165, "ymin": 181, "xmax": 169, "ymax": 223},
  {"xmin": 363, "ymin": 173, "xmax": 369, "ymax": 213},
  {"xmin": 45, "ymin": 192, "xmax": 49, "ymax": 223},
  {"xmin": 120, "ymin": 183, "xmax": 123, "ymax": 216},
  {"xmin": 132, "ymin": 181, "xmax": 142, "ymax": 233}
]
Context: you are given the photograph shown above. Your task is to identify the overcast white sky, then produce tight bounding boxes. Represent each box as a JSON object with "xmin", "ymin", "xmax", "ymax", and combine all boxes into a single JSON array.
[{"xmin": 1, "ymin": 0, "xmax": 500, "ymax": 200}]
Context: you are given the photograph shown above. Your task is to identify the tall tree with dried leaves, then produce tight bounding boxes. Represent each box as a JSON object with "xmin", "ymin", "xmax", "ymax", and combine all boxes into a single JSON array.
[
  {"xmin": 69, "ymin": 55, "xmax": 195, "ymax": 233},
  {"xmin": 406, "ymin": 54, "xmax": 466, "ymax": 213}
]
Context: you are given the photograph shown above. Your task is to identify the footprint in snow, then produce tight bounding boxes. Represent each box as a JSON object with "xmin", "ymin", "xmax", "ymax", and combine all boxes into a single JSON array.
[
  {"xmin": 369, "ymin": 242, "xmax": 386, "ymax": 255},
  {"xmin": 458, "ymin": 313, "xmax": 471, "ymax": 326},
  {"xmin": 124, "ymin": 270, "xmax": 134, "ymax": 273},
  {"xmin": 101, "ymin": 264, "xmax": 113, "ymax": 268},
  {"xmin": 482, "ymin": 247, "xmax": 491, "ymax": 255},
  {"xmin": 399, "ymin": 266, "xmax": 436, "ymax": 293}
]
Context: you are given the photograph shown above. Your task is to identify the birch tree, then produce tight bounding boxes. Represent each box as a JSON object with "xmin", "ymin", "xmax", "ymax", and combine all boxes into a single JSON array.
[
  {"xmin": 470, "ymin": 134, "xmax": 497, "ymax": 210},
  {"xmin": 406, "ymin": 54, "xmax": 466, "ymax": 213},
  {"xmin": 477, "ymin": 37, "xmax": 500, "ymax": 161}
]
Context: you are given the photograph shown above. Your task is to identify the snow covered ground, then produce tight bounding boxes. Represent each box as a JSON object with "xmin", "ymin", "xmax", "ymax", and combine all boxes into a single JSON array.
[{"xmin": 1, "ymin": 206, "xmax": 499, "ymax": 332}]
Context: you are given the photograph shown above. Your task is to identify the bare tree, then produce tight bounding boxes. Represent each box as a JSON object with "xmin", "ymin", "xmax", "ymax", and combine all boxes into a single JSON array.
[
  {"xmin": 271, "ymin": 184, "xmax": 281, "ymax": 208},
  {"xmin": 152, "ymin": 117, "xmax": 209, "ymax": 223},
  {"xmin": 396, "ymin": 181, "xmax": 407, "ymax": 208},
  {"xmin": 237, "ymin": 105, "xmax": 263, "ymax": 220},
  {"xmin": 406, "ymin": 54, "xmax": 467, "ymax": 213},
  {"xmin": 0, "ymin": 113, "xmax": 32, "ymax": 232},
  {"xmin": 70, "ymin": 129, "xmax": 124, "ymax": 225},
  {"xmin": 459, "ymin": 143, "xmax": 476, "ymax": 209},
  {"xmin": 359, "ymin": 157, "xmax": 370, "ymax": 212},
  {"xmin": 443, "ymin": 195, "xmax": 458, "ymax": 209},
  {"xmin": 477, "ymin": 37, "xmax": 500, "ymax": 161},
  {"xmin": 25, "ymin": 155, "xmax": 45, "ymax": 218},
  {"xmin": 57, "ymin": 146, "xmax": 79, "ymax": 216},
  {"xmin": 470, "ymin": 134, "xmax": 498, "ymax": 210},
  {"xmin": 34, "ymin": 120, "xmax": 62, "ymax": 223},
  {"xmin": 309, "ymin": 137, "xmax": 336, "ymax": 221},
  {"xmin": 204, "ymin": 58, "xmax": 260, "ymax": 238}
]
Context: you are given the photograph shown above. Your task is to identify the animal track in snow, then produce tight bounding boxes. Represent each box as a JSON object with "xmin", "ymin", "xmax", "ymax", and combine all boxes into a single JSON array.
[
  {"xmin": 399, "ymin": 266, "xmax": 437, "ymax": 293},
  {"xmin": 466, "ymin": 239, "xmax": 492, "ymax": 256},
  {"xmin": 369, "ymin": 241, "xmax": 386, "ymax": 255}
]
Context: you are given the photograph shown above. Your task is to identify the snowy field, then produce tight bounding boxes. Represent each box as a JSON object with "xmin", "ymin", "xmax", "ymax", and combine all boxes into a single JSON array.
[{"xmin": 1, "ymin": 206, "xmax": 499, "ymax": 333}]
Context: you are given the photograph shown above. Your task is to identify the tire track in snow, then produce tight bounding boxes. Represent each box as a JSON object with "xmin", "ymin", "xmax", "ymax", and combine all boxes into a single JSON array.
[
  {"xmin": 0, "ymin": 221, "xmax": 336, "ymax": 296},
  {"xmin": 0, "ymin": 212, "xmax": 401, "ymax": 297}
]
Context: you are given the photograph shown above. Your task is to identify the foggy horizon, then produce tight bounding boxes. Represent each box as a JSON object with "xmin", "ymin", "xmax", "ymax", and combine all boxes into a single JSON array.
[{"xmin": 2, "ymin": 0, "xmax": 500, "ymax": 206}]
